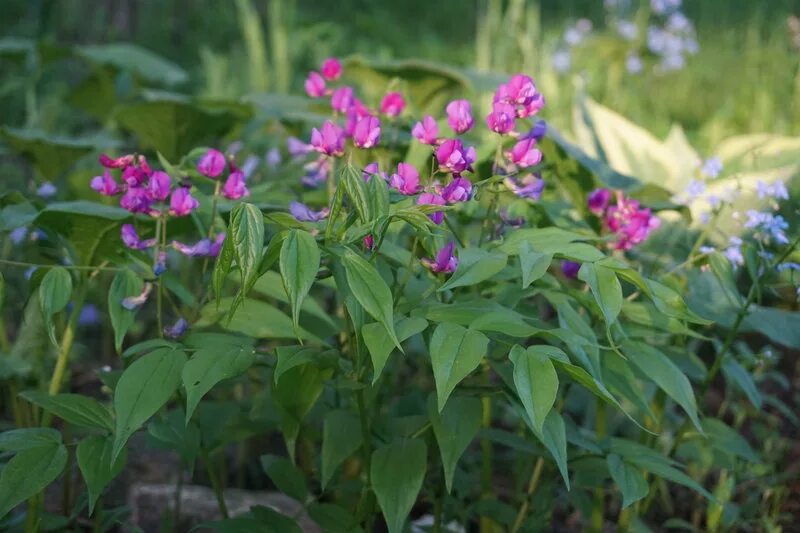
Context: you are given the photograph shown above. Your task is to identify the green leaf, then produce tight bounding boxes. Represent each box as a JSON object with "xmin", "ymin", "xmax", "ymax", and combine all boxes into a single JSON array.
[
  {"xmin": 76, "ymin": 43, "xmax": 188, "ymax": 85},
  {"xmin": 227, "ymin": 203, "xmax": 265, "ymax": 315},
  {"xmin": 341, "ymin": 249, "xmax": 400, "ymax": 350},
  {"xmin": 623, "ymin": 341, "xmax": 702, "ymax": 431},
  {"xmin": 250, "ymin": 505, "xmax": 302, "ymax": 533},
  {"xmin": 321, "ymin": 410, "xmax": 362, "ymax": 490},
  {"xmin": 427, "ymin": 395, "xmax": 481, "ymax": 493},
  {"xmin": 148, "ymin": 410, "xmax": 201, "ymax": 465},
  {"xmin": 108, "ymin": 270, "xmax": 144, "ymax": 353},
  {"xmin": 579, "ymin": 262, "xmax": 622, "ymax": 325},
  {"xmin": 0, "ymin": 428, "xmax": 61, "ymax": 451},
  {"xmin": 19, "ymin": 391, "xmax": 113, "ymax": 431},
  {"xmin": 708, "ymin": 252, "xmax": 745, "ymax": 307},
  {"xmin": 113, "ymin": 347, "xmax": 187, "ymax": 461},
  {"xmin": 38, "ymin": 267, "xmax": 72, "ymax": 346},
  {"xmin": 607, "ymin": 454, "xmax": 648, "ymax": 509},
  {"xmin": 701, "ymin": 419, "xmax": 758, "ymax": 462},
  {"xmin": 77, "ymin": 435, "xmax": 126, "ymax": 515},
  {"xmin": 260, "ymin": 455, "xmax": 308, "ymax": 503},
  {"xmin": 213, "ymin": 227, "xmax": 235, "ymax": 304},
  {"xmin": 0, "ymin": 127, "xmax": 96, "ymax": 181},
  {"xmin": 182, "ymin": 343, "xmax": 255, "ymax": 423},
  {"xmin": 279, "ymin": 230, "xmax": 320, "ymax": 337},
  {"xmin": 0, "ymin": 441, "xmax": 67, "ymax": 518},
  {"xmin": 200, "ymin": 298, "xmax": 322, "ymax": 343},
  {"xmin": 429, "ymin": 323, "xmax": 489, "ymax": 411},
  {"xmin": 620, "ymin": 448, "xmax": 715, "ymax": 502},
  {"xmin": 342, "ymin": 164, "xmax": 372, "ymax": 223},
  {"xmin": 520, "ymin": 408, "xmax": 570, "ymax": 489},
  {"xmin": 362, "ymin": 317, "xmax": 428, "ymax": 383},
  {"xmin": 367, "ymin": 172, "xmax": 390, "ymax": 219},
  {"xmin": 518, "ymin": 242, "xmax": 552, "ymax": 289},
  {"xmin": 307, "ymin": 503, "xmax": 361, "ymax": 533},
  {"xmin": 439, "ymin": 248, "xmax": 507, "ymax": 291},
  {"xmin": 721, "ymin": 358, "xmax": 762, "ymax": 408},
  {"xmin": 509, "ymin": 345, "xmax": 559, "ymax": 433},
  {"xmin": 371, "ymin": 438, "xmax": 427, "ymax": 533}
]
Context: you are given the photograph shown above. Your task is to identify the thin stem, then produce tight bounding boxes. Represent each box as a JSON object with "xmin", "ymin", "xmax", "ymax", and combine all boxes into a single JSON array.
[
  {"xmin": 510, "ymin": 457, "xmax": 545, "ymax": 533},
  {"xmin": 201, "ymin": 180, "xmax": 222, "ymax": 280},
  {"xmin": 201, "ymin": 450, "xmax": 229, "ymax": 519},
  {"xmin": 46, "ymin": 282, "xmax": 87, "ymax": 398},
  {"xmin": 479, "ymin": 375, "xmax": 493, "ymax": 533}
]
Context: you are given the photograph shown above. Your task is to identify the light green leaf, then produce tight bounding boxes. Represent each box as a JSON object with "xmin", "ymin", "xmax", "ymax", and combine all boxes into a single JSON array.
[
  {"xmin": 182, "ymin": 343, "xmax": 255, "ymax": 423},
  {"xmin": 579, "ymin": 262, "xmax": 622, "ymax": 325},
  {"xmin": 108, "ymin": 270, "xmax": 144, "ymax": 353},
  {"xmin": 362, "ymin": 317, "xmax": 428, "ymax": 383},
  {"xmin": 321, "ymin": 410, "xmax": 362, "ymax": 490},
  {"xmin": 607, "ymin": 454, "xmax": 648, "ymax": 509},
  {"xmin": 39, "ymin": 266, "xmax": 72, "ymax": 346},
  {"xmin": 0, "ymin": 441, "xmax": 67, "ymax": 518},
  {"xmin": 518, "ymin": 242, "xmax": 552, "ymax": 289},
  {"xmin": 429, "ymin": 323, "xmax": 489, "ymax": 411},
  {"xmin": 519, "ymin": 408, "xmax": 570, "ymax": 489},
  {"xmin": 279, "ymin": 229, "xmax": 320, "ymax": 337},
  {"xmin": 428, "ymin": 395, "xmax": 481, "ymax": 493},
  {"xmin": 371, "ymin": 438, "xmax": 427, "ymax": 533},
  {"xmin": 77, "ymin": 435, "xmax": 126, "ymax": 515},
  {"xmin": 342, "ymin": 164, "xmax": 372, "ymax": 223},
  {"xmin": 20, "ymin": 391, "xmax": 113, "ymax": 431},
  {"xmin": 439, "ymin": 248, "xmax": 507, "ymax": 291},
  {"xmin": 509, "ymin": 345, "xmax": 559, "ymax": 433}
]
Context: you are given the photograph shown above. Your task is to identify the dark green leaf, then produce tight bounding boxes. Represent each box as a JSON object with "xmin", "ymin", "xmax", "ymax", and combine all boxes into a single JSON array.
[
  {"xmin": 362, "ymin": 317, "xmax": 428, "ymax": 383},
  {"xmin": 579, "ymin": 262, "xmax": 622, "ymax": 325},
  {"xmin": 20, "ymin": 391, "xmax": 113, "ymax": 432},
  {"xmin": 607, "ymin": 454, "xmax": 648, "ymax": 509},
  {"xmin": 182, "ymin": 343, "xmax": 255, "ymax": 423},
  {"xmin": 429, "ymin": 323, "xmax": 489, "ymax": 411},
  {"xmin": 321, "ymin": 410, "xmax": 362, "ymax": 490},
  {"xmin": 438, "ymin": 248, "xmax": 507, "ymax": 291},
  {"xmin": 518, "ymin": 242, "xmax": 552, "ymax": 289},
  {"xmin": 108, "ymin": 270, "xmax": 144, "ymax": 353},
  {"xmin": 260, "ymin": 455, "xmax": 308, "ymax": 503},
  {"xmin": 0, "ymin": 441, "xmax": 67, "ymax": 518},
  {"xmin": 39, "ymin": 267, "xmax": 72, "ymax": 346},
  {"xmin": 77, "ymin": 435, "xmax": 126, "ymax": 515},
  {"xmin": 509, "ymin": 345, "xmax": 559, "ymax": 433},
  {"xmin": 0, "ymin": 428, "xmax": 61, "ymax": 451},
  {"xmin": 279, "ymin": 229, "xmax": 320, "ymax": 336},
  {"xmin": 428, "ymin": 395, "xmax": 481, "ymax": 493},
  {"xmin": 371, "ymin": 438, "xmax": 427, "ymax": 533},
  {"xmin": 342, "ymin": 164, "xmax": 372, "ymax": 223}
]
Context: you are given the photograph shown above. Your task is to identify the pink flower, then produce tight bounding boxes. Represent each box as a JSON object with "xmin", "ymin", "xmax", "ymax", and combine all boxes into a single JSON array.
[
  {"xmin": 422, "ymin": 242, "xmax": 458, "ymax": 274},
  {"xmin": 99, "ymin": 153, "xmax": 134, "ymax": 169},
  {"xmin": 588, "ymin": 188, "xmax": 611, "ymax": 215},
  {"xmin": 517, "ymin": 92, "xmax": 545, "ymax": 118},
  {"xmin": 321, "ymin": 58, "xmax": 342, "ymax": 80},
  {"xmin": 210, "ymin": 233, "xmax": 225, "ymax": 256},
  {"xmin": 389, "ymin": 162, "xmax": 421, "ymax": 195},
  {"xmin": 287, "ymin": 136, "xmax": 314, "ymax": 158},
  {"xmin": 605, "ymin": 193, "xmax": 660, "ymax": 250},
  {"xmin": 90, "ymin": 170, "xmax": 120, "ymax": 196},
  {"xmin": 380, "ymin": 92, "xmax": 405, "ymax": 117},
  {"xmin": 363, "ymin": 162, "xmax": 386, "ymax": 182},
  {"xmin": 363, "ymin": 234, "xmax": 375, "ymax": 250},
  {"xmin": 122, "ymin": 282, "xmax": 152, "ymax": 310},
  {"xmin": 441, "ymin": 176, "xmax": 473, "ymax": 203},
  {"xmin": 504, "ymin": 174, "xmax": 545, "ymax": 200},
  {"xmin": 446, "ymin": 99, "xmax": 474, "ymax": 134},
  {"xmin": 172, "ymin": 238, "xmax": 212, "ymax": 256},
  {"xmin": 417, "ymin": 192, "xmax": 446, "ymax": 225},
  {"xmin": 495, "ymin": 74, "xmax": 538, "ymax": 106},
  {"xmin": 169, "ymin": 186, "xmax": 199, "ymax": 217},
  {"xmin": 197, "ymin": 149, "xmax": 226, "ymax": 178},
  {"xmin": 147, "ymin": 171, "xmax": 172, "ymax": 201},
  {"xmin": 289, "ymin": 201, "xmax": 330, "ymax": 222},
  {"xmin": 120, "ymin": 187, "xmax": 152, "ymax": 214},
  {"xmin": 138, "ymin": 156, "xmax": 153, "ymax": 177},
  {"xmin": 305, "ymin": 71, "xmax": 327, "ymax": 98},
  {"xmin": 436, "ymin": 139, "xmax": 476, "ymax": 174},
  {"xmin": 121, "ymin": 224, "xmax": 156, "ymax": 250},
  {"xmin": 330, "ymin": 86, "xmax": 354, "ymax": 113},
  {"xmin": 122, "ymin": 165, "xmax": 148, "ymax": 187},
  {"xmin": 353, "ymin": 114, "xmax": 381, "ymax": 149},
  {"xmin": 411, "ymin": 116, "xmax": 439, "ymax": 145},
  {"xmin": 486, "ymin": 102, "xmax": 517, "ymax": 134},
  {"xmin": 507, "ymin": 138, "xmax": 542, "ymax": 168},
  {"xmin": 222, "ymin": 171, "xmax": 249, "ymax": 200},
  {"xmin": 310, "ymin": 121, "xmax": 346, "ymax": 157}
]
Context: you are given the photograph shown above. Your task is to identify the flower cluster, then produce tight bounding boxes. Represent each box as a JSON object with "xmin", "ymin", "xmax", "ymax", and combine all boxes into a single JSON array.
[{"xmin": 589, "ymin": 188, "xmax": 661, "ymax": 250}]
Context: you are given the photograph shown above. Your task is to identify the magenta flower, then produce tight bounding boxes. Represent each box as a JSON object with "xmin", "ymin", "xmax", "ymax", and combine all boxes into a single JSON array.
[
  {"xmin": 561, "ymin": 260, "xmax": 581, "ymax": 279},
  {"xmin": 122, "ymin": 165, "xmax": 148, "ymax": 187},
  {"xmin": 222, "ymin": 171, "xmax": 250, "ymax": 200},
  {"xmin": 122, "ymin": 282, "xmax": 153, "ymax": 310},
  {"xmin": 504, "ymin": 174, "xmax": 545, "ymax": 200},
  {"xmin": 197, "ymin": 149, "xmax": 226, "ymax": 178},
  {"xmin": 446, "ymin": 99, "xmax": 474, "ymax": 134},
  {"xmin": 486, "ymin": 102, "xmax": 517, "ymax": 134},
  {"xmin": 164, "ymin": 318, "xmax": 189, "ymax": 339},
  {"xmin": 169, "ymin": 186, "xmax": 199, "ymax": 217},
  {"xmin": 379, "ymin": 92, "xmax": 405, "ymax": 117},
  {"xmin": 99, "ymin": 153, "xmax": 134, "ymax": 169},
  {"xmin": 121, "ymin": 224, "xmax": 156, "ymax": 250},
  {"xmin": 330, "ymin": 86, "xmax": 354, "ymax": 113},
  {"xmin": 363, "ymin": 162, "xmax": 386, "ymax": 182},
  {"xmin": 518, "ymin": 92, "xmax": 545, "ymax": 118},
  {"xmin": 289, "ymin": 201, "xmax": 330, "ymax": 222},
  {"xmin": 90, "ymin": 170, "xmax": 120, "ymax": 196},
  {"xmin": 507, "ymin": 138, "xmax": 542, "ymax": 168},
  {"xmin": 605, "ymin": 193, "xmax": 661, "ymax": 250},
  {"xmin": 441, "ymin": 176, "xmax": 473, "ymax": 203},
  {"xmin": 321, "ymin": 58, "xmax": 342, "ymax": 80},
  {"xmin": 496, "ymin": 74, "xmax": 538, "ymax": 106},
  {"xmin": 310, "ymin": 121, "xmax": 346, "ymax": 157},
  {"xmin": 422, "ymin": 242, "xmax": 458, "ymax": 274},
  {"xmin": 287, "ymin": 136, "xmax": 314, "ymax": 158},
  {"xmin": 210, "ymin": 233, "xmax": 225, "ymax": 256},
  {"xmin": 389, "ymin": 162, "xmax": 421, "ymax": 195},
  {"xmin": 411, "ymin": 116, "xmax": 439, "ymax": 145},
  {"xmin": 587, "ymin": 188, "xmax": 611, "ymax": 215},
  {"xmin": 436, "ymin": 139, "xmax": 476, "ymax": 174},
  {"xmin": 305, "ymin": 71, "xmax": 327, "ymax": 98},
  {"xmin": 147, "ymin": 171, "xmax": 172, "ymax": 201},
  {"xmin": 363, "ymin": 234, "xmax": 375, "ymax": 250},
  {"xmin": 120, "ymin": 187, "xmax": 153, "ymax": 214},
  {"xmin": 353, "ymin": 114, "xmax": 381, "ymax": 149},
  {"xmin": 417, "ymin": 192, "xmax": 446, "ymax": 224}
]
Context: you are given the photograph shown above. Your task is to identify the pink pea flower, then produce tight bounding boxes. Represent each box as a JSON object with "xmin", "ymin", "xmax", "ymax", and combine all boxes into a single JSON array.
[
  {"xmin": 486, "ymin": 102, "xmax": 517, "ymax": 134},
  {"xmin": 121, "ymin": 224, "xmax": 156, "ymax": 250},
  {"xmin": 446, "ymin": 99, "xmax": 474, "ymax": 134},
  {"xmin": 305, "ymin": 71, "xmax": 327, "ymax": 98},
  {"xmin": 561, "ymin": 260, "xmax": 581, "ymax": 279},
  {"xmin": 172, "ymin": 238, "xmax": 212, "ymax": 256},
  {"xmin": 164, "ymin": 318, "xmax": 189, "ymax": 339},
  {"xmin": 169, "ymin": 186, "xmax": 199, "ymax": 217},
  {"xmin": 197, "ymin": 149, "xmax": 226, "ymax": 178},
  {"xmin": 310, "ymin": 121, "xmax": 346, "ymax": 157},
  {"xmin": 147, "ymin": 171, "xmax": 172, "ymax": 201},
  {"xmin": 495, "ymin": 74, "xmax": 539, "ymax": 106},
  {"xmin": 138, "ymin": 156, "xmax": 153, "ymax": 177},
  {"xmin": 389, "ymin": 162, "xmax": 421, "ymax": 195},
  {"xmin": 99, "ymin": 153, "xmax": 134, "ymax": 169},
  {"xmin": 422, "ymin": 242, "xmax": 458, "ymax": 274},
  {"xmin": 504, "ymin": 174, "xmax": 545, "ymax": 200},
  {"xmin": 344, "ymin": 104, "xmax": 370, "ymax": 137},
  {"xmin": 605, "ymin": 192, "xmax": 660, "ymax": 250},
  {"xmin": 436, "ymin": 139, "xmax": 476, "ymax": 174},
  {"xmin": 441, "ymin": 176, "xmax": 473, "ymax": 203},
  {"xmin": 122, "ymin": 282, "xmax": 153, "ymax": 310},
  {"xmin": 363, "ymin": 234, "xmax": 375, "ymax": 250},
  {"xmin": 90, "ymin": 170, "xmax": 121, "ymax": 196},
  {"xmin": 209, "ymin": 233, "xmax": 226, "ymax": 256},
  {"xmin": 330, "ymin": 86, "xmax": 354, "ymax": 113},
  {"xmin": 411, "ymin": 116, "xmax": 439, "ymax": 145},
  {"xmin": 363, "ymin": 162, "xmax": 386, "ymax": 182},
  {"xmin": 353, "ymin": 114, "xmax": 381, "ymax": 149},
  {"xmin": 287, "ymin": 137, "xmax": 314, "ymax": 159},
  {"xmin": 517, "ymin": 92, "xmax": 545, "ymax": 118},
  {"xmin": 380, "ymin": 92, "xmax": 405, "ymax": 117},
  {"xmin": 222, "ymin": 171, "xmax": 250, "ymax": 200},
  {"xmin": 587, "ymin": 188, "xmax": 611, "ymax": 215},
  {"xmin": 120, "ymin": 187, "xmax": 153, "ymax": 214},
  {"xmin": 289, "ymin": 201, "xmax": 330, "ymax": 222},
  {"xmin": 122, "ymin": 165, "xmax": 148, "ymax": 187},
  {"xmin": 321, "ymin": 58, "xmax": 342, "ymax": 80},
  {"xmin": 507, "ymin": 138, "xmax": 542, "ymax": 168},
  {"xmin": 417, "ymin": 192, "xmax": 446, "ymax": 224}
]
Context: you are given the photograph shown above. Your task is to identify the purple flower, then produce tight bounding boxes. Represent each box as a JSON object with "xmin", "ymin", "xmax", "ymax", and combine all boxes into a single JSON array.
[
  {"xmin": 164, "ymin": 318, "xmax": 189, "ymax": 339},
  {"xmin": 436, "ymin": 139, "xmax": 476, "ymax": 174},
  {"xmin": 310, "ymin": 121, "xmax": 346, "ymax": 157},
  {"xmin": 147, "ymin": 171, "xmax": 172, "ymax": 201},
  {"xmin": 756, "ymin": 180, "xmax": 789, "ymax": 201},
  {"xmin": 422, "ymin": 242, "xmax": 458, "ymax": 274},
  {"xmin": 78, "ymin": 304, "xmax": 101, "ymax": 326},
  {"xmin": 441, "ymin": 176, "xmax": 473, "ymax": 203},
  {"xmin": 446, "ymin": 99, "xmax": 474, "ymax": 134},
  {"xmin": 504, "ymin": 174, "xmax": 545, "ymax": 200},
  {"xmin": 287, "ymin": 137, "xmax": 314, "ymax": 158},
  {"xmin": 523, "ymin": 120, "xmax": 547, "ymax": 142},
  {"xmin": 120, "ymin": 187, "xmax": 153, "ymax": 214},
  {"xmin": 606, "ymin": 193, "xmax": 661, "ymax": 250},
  {"xmin": 412, "ymin": 116, "xmax": 439, "ymax": 145},
  {"xmin": 301, "ymin": 156, "xmax": 331, "ymax": 188},
  {"xmin": 561, "ymin": 260, "xmax": 581, "ymax": 279},
  {"xmin": 222, "ymin": 171, "xmax": 250, "ymax": 200},
  {"xmin": 210, "ymin": 233, "xmax": 225, "ymax": 256},
  {"xmin": 389, "ymin": 163, "xmax": 421, "ymax": 195},
  {"xmin": 486, "ymin": 102, "xmax": 517, "ymax": 134},
  {"xmin": 321, "ymin": 58, "xmax": 342, "ymax": 80},
  {"xmin": 90, "ymin": 170, "xmax": 121, "ymax": 196},
  {"xmin": 363, "ymin": 162, "xmax": 386, "ymax": 182},
  {"xmin": 363, "ymin": 234, "xmax": 375, "ymax": 250},
  {"xmin": 330, "ymin": 86, "xmax": 355, "ymax": 113},
  {"xmin": 121, "ymin": 282, "xmax": 152, "ymax": 310},
  {"xmin": 305, "ymin": 71, "xmax": 327, "ymax": 98},
  {"xmin": 169, "ymin": 187, "xmax": 199, "ymax": 217},
  {"xmin": 518, "ymin": 93, "xmax": 546, "ymax": 118},
  {"xmin": 700, "ymin": 156, "xmax": 723, "ymax": 178},
  {"xmin": 154, "ymin": 251, "xmax": 167, "ymax": 276},
  {"xmin": 724, "ymin": 237, "xmax": 744, "ymax": 266},
  {"xmin": 265, "ymin": 148, "xmax": 281, "ymax": 168},
  {"xmin": 289, "ymin": 201, "xmax": 330, "ymax": 222},
  {"xmin": 588, "ymin": 188, "xmax": 611, "ymax": 215},
  {"xmin": 417, "ymin": 192, "xmax": 446, "ymax": 224},
  {"xmin": 197, "ymin": 149, "xmax": 226, "ymax": 178},
  {"xmin": 353, "ymin": 114, "xmax": 381, "ymax": 149},
  {"xmin": 507, "ymin": 138, "xmax": 542, "ymax": 168},
  {"xmin": 380, "ymin": 92, "xmax": 405, "ymax": 117},
  {"xmin": 10, "ymin": 226, "xmax": 28, "ymax": 244},
  {"xmin": 173, "ymin": 238, "xmax": 212, "ymax": 256},
  {"xmin": 99, "ymin": 153, "xmax": 134, "ymax": 169},
  {"xmin": 121, "ymin": 224, "xmax": 157, "ymax": 250},
  {"xmin": 37, "ymin": 182, "xmax": 57, "ymax": 198},
  {"xmin": 122, "ymin": 165, "xmax": 148, "ymax": 187}
]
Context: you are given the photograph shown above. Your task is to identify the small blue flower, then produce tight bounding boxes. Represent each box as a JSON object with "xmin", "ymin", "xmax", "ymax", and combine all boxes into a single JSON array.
[
  {"xmin": 37, "ymin": 182, "xmax": 57, "ymax": 198},
  {"xmin": 9, "ymin": 227, "xmax": 28, "ymax": 244},
  {"xmin": 700, "ymin": 157, "xmax": 723, "ymax": 178}
]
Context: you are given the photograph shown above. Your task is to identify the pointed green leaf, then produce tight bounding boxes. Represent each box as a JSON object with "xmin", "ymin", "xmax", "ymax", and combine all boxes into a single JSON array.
[
  {"xmin": 77, "ymin": 435, "xmax": 127, "ymax": 515},
  {"xmin": 429, "ymin": 322, "xmax": 489, "ymax": 411},
  {"xmin": 0, "ymin": 441, "xmax": 67, "ymax": 518},
  {"xmin": 520, "ymin": 408, "xmax": 570, "ymax": 489},
  {"xmin": 108, "ymin": 269, "xmax": 144, "ymax": 353},
  {"xmin": 20, "ymin": 391, "xmax": 113, "ymax": 431},
  {"xmin": 509, "ymin": 345, "xmax": 559, "ymax": 433},
  {"xmin": 438, "ymin": 248, "xmax": 507, "ymax": 291},
  {"xmin": 321, "ymin": 410, "xmax": 362, "ymax": 490},
  {"xmin": 182, "ymin": 343, "xmax": 255, "ymax": 423},
  {"xmin": 39, "ymin": 266, "xmax": 72, "ymax": 346},
  {"xmin": 260, "ymin": 454, "xmax": 308, "ymax": 503},
  {"xmin": 428, "ymin": 395, "xmax": 481, "ymax": 493},
  {"xmin": 362, "ymin": 317, "xmax": 428, "ymax": 383},
  {"xmin": 607, "ymin": 453, "xmax": 648, "ymax": 509},
  {"xmin": 0, "ymin": 428, "xmax": 61, "ymax": 451},
  {"xmin": 579, "ymin": 262, "xmax": 622, "ymax": 325},
  {"xmin": 518, "ymin": 242, "xmax": 552, "ymax": 289},
  {"xmin": 279, "ymin": 229, "xmax": 320, "ymax": 336},
  {"xmin": 342, "ymin": 164, "xmax": 372, "ymax": 223},
  {"xmin": 371, "ymin": 438, "xmax": 427, "ymax": 533}
]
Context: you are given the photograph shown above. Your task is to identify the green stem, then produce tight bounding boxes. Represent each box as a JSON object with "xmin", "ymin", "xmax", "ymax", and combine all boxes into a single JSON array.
[
  {"xmin": 201, "ymin": 450, "xmax": 229, "ymax": 519},
  {"xmin": 590, "ymin": 404, "xmax": 607, "ymax": 532},
  {"xmin": 46, "ymin": 283, "xmax": 86, "ymax": 399},
  {"xmin": 479, "ymin": 377, "xmax": 493, "ymax": 533},
  {"xmin": 510, "ymin": 456, "xmax": 545, "ymax": 533}
]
